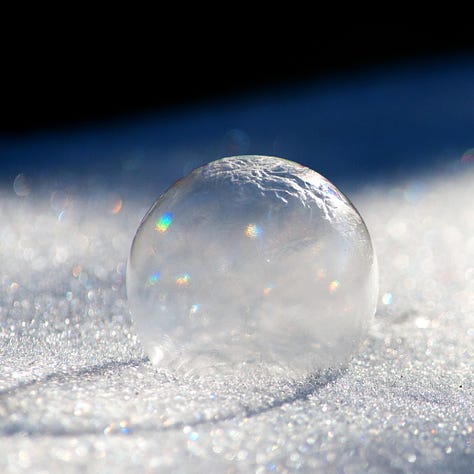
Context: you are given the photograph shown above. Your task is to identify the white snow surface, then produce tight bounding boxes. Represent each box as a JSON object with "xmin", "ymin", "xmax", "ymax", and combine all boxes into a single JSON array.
[{"xmin": 1, "ymin": 166, "xmax": 474, "ymax": 473}]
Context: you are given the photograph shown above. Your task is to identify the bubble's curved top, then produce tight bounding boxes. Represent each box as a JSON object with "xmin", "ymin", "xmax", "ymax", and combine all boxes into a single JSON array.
[{"xmin": 199, "ymin": 155, "xmax": 371, "ymax": 255}]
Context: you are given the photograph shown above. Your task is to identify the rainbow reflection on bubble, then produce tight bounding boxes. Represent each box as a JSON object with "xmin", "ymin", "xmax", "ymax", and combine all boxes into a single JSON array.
[
  {"xmin": 263, "ymin": 283, "xmax": 274, "ymax": 296},
  {"xmin": 155, "ymin": 213, "xmax": 173, "ymax": 233},
  {"xmin": 245, "ymin": 223, "xmax": 263, "ymax": 238},
  {"xmin": 329, "ymin": 280, "xmax": 340, "ymax": 293},
  {"xmin": 176, "ymin": 273, "xmax": 190, "ymax": 286},
  {"xmin": 147, "ymin": 271, "xmax": 161, "ymax": 286},
  {"xmin": 72, "ymin": 265, "xmax": 82, "ymax": 278},
  {"xmin": 189, "ymin": 304, "xmax": 200, "ymax": 315}
]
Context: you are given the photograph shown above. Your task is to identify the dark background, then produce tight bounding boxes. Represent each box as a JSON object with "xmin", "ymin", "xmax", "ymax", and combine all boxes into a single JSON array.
[{"xmin": 2, "ymin": 26, "xmax": 474, "ymax": 134}]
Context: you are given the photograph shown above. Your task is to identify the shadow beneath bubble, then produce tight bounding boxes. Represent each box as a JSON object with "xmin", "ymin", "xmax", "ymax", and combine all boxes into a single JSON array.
[
  {"xmin": 237, "ymin": 368, "xmax": 343, "ymax": 418},
  {"xmin": 0, "ymin": 361, "xmax": 344, "ymax": 438},
  {"xmin": 0, "ymin": 357, "xmax": 151, "ymax": 399}
]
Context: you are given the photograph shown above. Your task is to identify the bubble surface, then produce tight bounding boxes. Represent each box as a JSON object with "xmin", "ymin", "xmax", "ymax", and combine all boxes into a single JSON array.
[{"xmin": 127, "ymin": 156, "xmax": 378, "ymax": 374}]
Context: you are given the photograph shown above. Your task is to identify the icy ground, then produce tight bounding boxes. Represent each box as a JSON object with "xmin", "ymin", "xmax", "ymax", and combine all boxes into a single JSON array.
[{"xmin": 0, "ymin": 164, "xmax": 473, "ymax": 473}]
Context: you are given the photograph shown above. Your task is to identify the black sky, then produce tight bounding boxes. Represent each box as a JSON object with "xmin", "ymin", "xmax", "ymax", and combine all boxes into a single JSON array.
[{"xmin": 1, "ymin": 26, "xmax": 473, "ymax": 134}]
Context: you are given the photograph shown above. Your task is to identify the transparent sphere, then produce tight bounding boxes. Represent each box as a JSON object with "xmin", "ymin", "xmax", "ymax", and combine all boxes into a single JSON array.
[{"xmin": 127, "ymin": 156, "xmax": 378, "ymax": 375}]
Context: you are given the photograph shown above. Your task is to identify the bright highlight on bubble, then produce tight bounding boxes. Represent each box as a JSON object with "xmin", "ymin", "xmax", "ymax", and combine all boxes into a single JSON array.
[
  {"xmin": 328, "ymin": 280, "xmax": 340, "ymax": 293},
  {"xmin": 263, "ymin": 284, "xmax": 274, "ymax": 296},
  {"xmin": 245, "ymin": 223, "xmax": 263, "ymax": 238},
  {"xmin": 382, "ymin": 292, "xmax": 393, "ymax": 305},
  {"xmin": 147, "ymin": 271, "xmax": 160, "ymax": 286},
  {"xmin": 127, "ymin": 155, "xmax": 378, "ymax": 375},
  {"xmin": 155, "ymin": 213, "xmax": 173, "ymax": 233},
  {"xmin": 176, "ymin": 274, "xmax": 190, "ymax": 286},
  {"xmin": 72, "ymin": 265, "xmax": 82, "ymax": 278}
]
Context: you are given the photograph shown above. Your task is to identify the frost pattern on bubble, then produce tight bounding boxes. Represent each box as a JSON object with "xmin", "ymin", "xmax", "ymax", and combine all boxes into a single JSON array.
[{"xmin": 126, "ymin": 156, "xmax": 378, "ymax": 374}]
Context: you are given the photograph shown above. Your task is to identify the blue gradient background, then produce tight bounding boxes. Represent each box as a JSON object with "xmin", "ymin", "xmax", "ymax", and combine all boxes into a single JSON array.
[{"xmin": 1, "ymin": 57, "xmax": 473, "ymax": 200}]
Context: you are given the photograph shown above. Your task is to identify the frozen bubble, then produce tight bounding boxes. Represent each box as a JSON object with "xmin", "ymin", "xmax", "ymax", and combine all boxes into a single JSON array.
[{"xmin": 126, "ymin": 156, "xmax": 378, "ymax": 375}]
